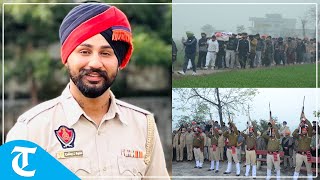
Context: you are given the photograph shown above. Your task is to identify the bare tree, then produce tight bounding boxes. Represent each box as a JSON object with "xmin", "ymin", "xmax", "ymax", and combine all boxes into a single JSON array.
[
  {"xmin": 236, "ymin": 25, "xmax": 246, "ymax": 33},
  {"xmin": 201, "ymin": 24, "xmax": 215, "ymax": 37},
  {"xmin": 173, "ymin": 88, "xmax": 258, "ymax": 126}
]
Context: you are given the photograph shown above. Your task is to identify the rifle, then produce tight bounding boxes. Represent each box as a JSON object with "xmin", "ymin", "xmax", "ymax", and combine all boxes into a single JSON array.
[
  {"xmin": 211, "ymin": 120, "xmax": 214, "ymax": 136},
  {"xmin": 227, "ymin": 110, "xmax": 233, "ymax": 124},
  {"xmin": 268, "ymin": 102, "xmax": 273, "ymax": 135},
  {"xmin": 247, "ymin": 104, "xmax": 252, "ymax": 134},
  {"xmin": 299, "ymin": 96, "xmax": 306, "ymax": 134}
]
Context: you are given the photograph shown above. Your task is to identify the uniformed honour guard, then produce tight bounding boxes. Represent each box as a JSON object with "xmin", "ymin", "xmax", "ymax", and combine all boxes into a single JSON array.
[
  {"xmin": 262, "ymin": 120, "xmax": 281, "ymax": 180},
  {"xmin": 185, "ymin": 128, "xmax": 194, "ymax": 161},
  {"xmin": 292, "ymin": 113, "xmax": 313, "ymax": 180},
  {"xmin": 193, "ymin": 127, "xmax": 205, "ymax": 168},
  {"xmin": 223, "ymin": 122, "xmax": 241, "ymax": 176},
  {"xmin": 173, "ymin": 129, "xmax": 186, "ymax": 161},
  {"xmin": 208, "ymin": 127, "xmax": 220, "ymax": 173},
  {"xmin": 241, "ymin": 126, "xmax": 257, "ymax": 179}
]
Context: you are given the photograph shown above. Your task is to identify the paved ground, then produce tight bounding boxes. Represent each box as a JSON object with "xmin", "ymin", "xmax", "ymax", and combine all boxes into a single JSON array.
[{"xmin": 172, "ymin": 160, "xmax": 316, "ymax": 179}]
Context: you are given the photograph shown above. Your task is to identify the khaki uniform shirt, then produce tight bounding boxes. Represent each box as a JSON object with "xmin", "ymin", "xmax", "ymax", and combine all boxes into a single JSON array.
[
  {"xmin": 200, "ymin": 132, "xmax": 207, "ymax": 146},
  {"xmin": 223, "ymin": 123, "xmax": 238, "ymax": 147},
  {"xmin": 185, "ymin": 132, "xmax": 194, "ymax": 145},
  {"xmin": 208, "ymin": 133, "xmax": 219, "ymax": 146},
  {"xmin": 6, "ymin": 85, "xmax": 169, "ymax": 179},
  {"xmin": 292, "ymin": 119, "xmax": 313, "ymax": 152},
  {"xmin": 262, "ymin": 126, "xmax": 280, "ymax": 152},
  {"xmin": 218, "ymin": 135, "xmax": 225, "ymax": 148},
  {"xmin": 242, "ymin": 133, "xmax": 257, "ymax": 150},
  {"xmin": 193, "ymin": 134, "xmax": 204, "ymax": 148},
  {"xmin": 173, "ymin": 132, "xmax": 186, "ymax": 148},
  {"xmin": 206, "ymin": 135, "xmax": 212, "ymax": 146}
]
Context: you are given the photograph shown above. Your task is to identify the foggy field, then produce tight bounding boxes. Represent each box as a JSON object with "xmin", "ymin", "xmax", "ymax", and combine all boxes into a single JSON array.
[{"xmin": 172, "ymin": 64, "xmax": 317, "ymax": 88}]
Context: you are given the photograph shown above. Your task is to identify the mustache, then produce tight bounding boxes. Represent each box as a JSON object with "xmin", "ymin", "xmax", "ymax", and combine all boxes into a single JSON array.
[{"xmin": 79, "ymin": 68, "xmax": 108, "ymax": 80}]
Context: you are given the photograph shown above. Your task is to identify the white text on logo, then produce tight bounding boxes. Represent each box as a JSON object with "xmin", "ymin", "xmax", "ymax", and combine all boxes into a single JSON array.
[{"xmin": 11, "ymin": 146, "xmax": 37, "ymax": 177}]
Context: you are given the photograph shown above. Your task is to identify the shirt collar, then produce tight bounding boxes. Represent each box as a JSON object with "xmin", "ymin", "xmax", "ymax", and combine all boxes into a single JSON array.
[
  {"xmin": 60, "ymin": 84, "xmax": 127, "ymax": 127},
  {"xmin": 105, "ymin": 90, "xmax": 127, "ymax": 125}
]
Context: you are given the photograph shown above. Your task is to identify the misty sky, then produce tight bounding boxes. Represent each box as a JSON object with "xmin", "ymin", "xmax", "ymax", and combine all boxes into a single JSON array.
[
  {"xmin": 172, "ymin": 1, "xmax": 317, "ymax": 39},
  {"xmin": 172, "ymin": 88, "xmax": 319, "ymax": 134}
]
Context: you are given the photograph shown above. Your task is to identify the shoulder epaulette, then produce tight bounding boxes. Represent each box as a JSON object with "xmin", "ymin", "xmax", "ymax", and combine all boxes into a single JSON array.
[
  {"xmin": 17, "ymin": 97, "xmax": 60, "ymax": 123},
  {"xmin": 115, "ymin": 99, "xmax": 152, "ymax": 115}
]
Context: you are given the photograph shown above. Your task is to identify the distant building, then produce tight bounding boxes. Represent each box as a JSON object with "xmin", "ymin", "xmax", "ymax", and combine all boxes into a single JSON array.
[{"xmin": 249, "ymin": 14, "xmax": 315, "ymax": 38}]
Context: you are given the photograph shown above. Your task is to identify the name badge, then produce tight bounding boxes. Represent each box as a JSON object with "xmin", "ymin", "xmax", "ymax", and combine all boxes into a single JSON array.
[{"xmin": 56, "ymin": 150, "xmax": 83, "ymax": 159}]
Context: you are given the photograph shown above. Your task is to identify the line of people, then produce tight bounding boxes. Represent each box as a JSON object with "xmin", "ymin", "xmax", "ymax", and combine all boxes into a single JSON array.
[
  {"xmin": 173, "ymin": 31, "xmax": 317, "ymax": 75},
  {"xmin": 172, "ymin": 114, "xmax": 319, "ymax": 179}
]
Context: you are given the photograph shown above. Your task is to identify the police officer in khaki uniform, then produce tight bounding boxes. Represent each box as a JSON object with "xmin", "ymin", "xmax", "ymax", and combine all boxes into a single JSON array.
[
  {"xmin": 185, "ymin": 128, "xmax": 194, "ymax": 161},
  {"xmin": 208, "ymin": 128, "xmax": 220, "ymax": 173},
  {"xmin": 241, "ymin": 126, "xmax": 257, "ymax": 178},
  {"xmin": 173, "ymin": 129, "xmax": 186, "ymax": 162},
  {"xmin": 204, "ymin": 130, "xmax": 210, "ymax": 161},
  {"xmin": 262, "ymin": 120, "xmax": 280, "ymax": 180},
  {"xmin": 218, "ymin": 130, "xmax": 225, "ymax": 162},
  {"xmin": 223, "ymin": 122, "xmax": 241, "ymax": 176},
  {"xmin": 193, "ymin": 128, "xmax": 204, "ymax": 168},
  {"xmin": 6, "ymin": 3, "xmax": 169, "ymax": 179},
  {"xmin": 292, "ymin": 113, "xmax": 313, "ymax": 180}
]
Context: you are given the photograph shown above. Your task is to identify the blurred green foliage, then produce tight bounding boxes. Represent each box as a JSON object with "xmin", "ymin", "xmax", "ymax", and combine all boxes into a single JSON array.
[{"xmin": 4, "ymin": 1, "xmax": 171, "ymax": 102}]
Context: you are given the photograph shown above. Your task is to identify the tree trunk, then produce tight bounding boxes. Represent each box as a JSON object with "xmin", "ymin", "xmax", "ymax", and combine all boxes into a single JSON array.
[
  {"xmin": 30, "ymin": 72, "xmax": 38, "ymax": 105},
  {"xmin": 215, "ymin": 88, "xmax": 223, "ymax": 125},
  {"xmin": 26, "ymin": 38, "xmax": 38, "ymax": 106},
  {"xmin": 301, "ymin": 19, "xmax": 307, "ymax": 38}
]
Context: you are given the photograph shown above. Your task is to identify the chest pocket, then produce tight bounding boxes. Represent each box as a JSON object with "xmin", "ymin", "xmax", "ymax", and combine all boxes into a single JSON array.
[
  {"xmin": 59, "ymin": 158, "xmax": 92, "ymax": 176},
  {"xmin": 117, "ymin": 156, "xmax": 146, "ymax": 178}
]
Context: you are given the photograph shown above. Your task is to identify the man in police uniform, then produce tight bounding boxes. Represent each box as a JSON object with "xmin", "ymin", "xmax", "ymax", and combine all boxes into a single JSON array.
[
  {"xmin": 262, "ymin": 120, "xmax": 281, "ymax": 180},
  {"xmin": 218, "ymin": 130, "xmax": 225, "ymax": 162},
  {"xmin": 6, "ymin": 3, "xmax": 169, "ymax": 178},
  {"xmin": 173, "ymin": 128, "xmax": 186, "ymax": 162},
  {"xmin": 193, "ymin": 128, "xmax": 204, "ymax": 169},
  {"xmin": 292, "ymin": 113, "xmax": 313, "ymax": 180},
  {"xmin": 223, "ymin": 122, "xmax": 241, "ymax": 176},
  {"xmin": 185, "ymin": 128, "xmax": 194, "ymax": 161},
  {"xmin": 241, "ymin": 126, "xmax": 257, "ymax": 178},
  {"xmin": 208, "ymin": 127, "xmax": 220, "ymax": 173}
]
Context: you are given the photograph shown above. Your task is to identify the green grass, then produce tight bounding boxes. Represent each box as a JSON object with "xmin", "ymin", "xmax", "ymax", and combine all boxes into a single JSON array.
[{"xmin": 173, "ymin": 64, "xmax": 317, "ymax": 88}]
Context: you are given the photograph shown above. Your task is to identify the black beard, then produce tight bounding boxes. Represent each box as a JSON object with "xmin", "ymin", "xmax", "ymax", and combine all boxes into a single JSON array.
[{"xmin": 68, "ymin": 67, "xmax": 117, "ymax": 98}]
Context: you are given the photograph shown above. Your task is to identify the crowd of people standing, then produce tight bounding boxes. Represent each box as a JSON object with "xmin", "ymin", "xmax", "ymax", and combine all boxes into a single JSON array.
[
  {"xmin": 172, "ymin": 31, "xmax": 317, "ymax": 75},
  {"xmin": 173, "ymin": 114, "xmax": 320, "ymax": 179}
]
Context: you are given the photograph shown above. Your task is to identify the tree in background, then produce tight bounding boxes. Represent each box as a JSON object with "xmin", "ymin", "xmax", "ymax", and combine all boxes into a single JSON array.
[
  {"xmin": 307, "ymin": 6, "xmax": 318, "ymax": 38},
  {"xmin": 313, "ymin": 110, "xmax": 320, "ymax": 121},
  {"xmin": 300, "ymin": 16, "xmax": 308, "ymax": 38},
  {"xmin": 4, "ymin": 2, "xmax": 71, "ymax": 104},
  {"xmin": 201, "ymin": 24, "xmax": 215, "ymax": 37},
  {"xmin": 173, "ymin": 88, "xmax": 258, "ymax": 126},
  {"xmin": 236, "ymin": 25, "xmax": 246, "ymax": 33}
]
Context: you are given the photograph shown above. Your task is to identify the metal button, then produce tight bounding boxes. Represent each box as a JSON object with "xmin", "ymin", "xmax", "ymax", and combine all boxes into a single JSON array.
[
  {"xmin": 103, "ymin": 167, "xmax": 107, "ymax": 171},
  {"xmin": 97, "ymin": 131, "xmax": 101, "ymax": 135}
]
